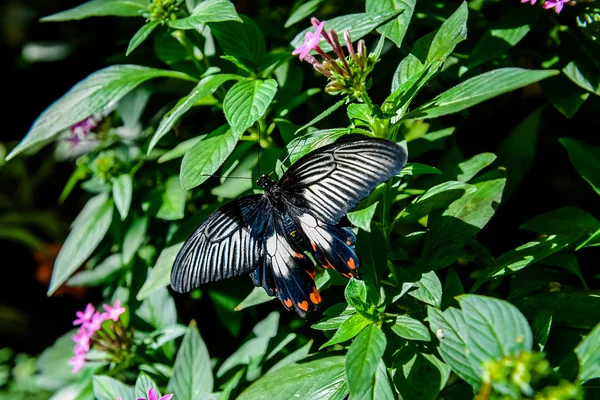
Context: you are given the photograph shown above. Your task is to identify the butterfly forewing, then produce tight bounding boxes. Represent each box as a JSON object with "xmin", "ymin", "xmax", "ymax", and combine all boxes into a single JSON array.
[
  {"xmin": 171, "ymin": 195, "xmax": 267, "ymax": 292},
  {"xmin": 280, "ymin": 136, "xmax": 408, "ymax": 223}
]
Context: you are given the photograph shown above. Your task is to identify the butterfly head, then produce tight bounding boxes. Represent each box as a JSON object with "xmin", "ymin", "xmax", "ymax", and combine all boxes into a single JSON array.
[{"xmin": 257, "ymin": 174, "xmax": 276, "ymax": 191}]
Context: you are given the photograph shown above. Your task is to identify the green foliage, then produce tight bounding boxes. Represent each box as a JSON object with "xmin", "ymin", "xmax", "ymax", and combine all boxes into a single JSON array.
[{"xmin": 5, "ymin": 0, "xmax": 599, "ymax": 399}]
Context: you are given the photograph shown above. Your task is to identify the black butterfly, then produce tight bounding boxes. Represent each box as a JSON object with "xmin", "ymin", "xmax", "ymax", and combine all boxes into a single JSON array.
[{"xmin": 171, "ymin": 135, "xmax": 408, "ymax": 317}]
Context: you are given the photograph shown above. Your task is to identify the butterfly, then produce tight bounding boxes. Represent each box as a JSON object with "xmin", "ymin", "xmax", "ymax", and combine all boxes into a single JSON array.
[{"xmin": 171, "ymin": 135, "xmax": 408, "ymax": 317}]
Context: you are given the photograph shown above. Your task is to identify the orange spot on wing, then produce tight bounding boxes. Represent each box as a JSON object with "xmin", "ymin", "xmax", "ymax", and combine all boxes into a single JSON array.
[
  {"xmin": 342, "ymin": 272, "xmax": 354, "ymax": 279},
  {"xmin": 273, "ymin": 288, "xmax": 278, "ymax": 293},
  {"xmin": 347, "ymin": 257, "xmax": 356, "ymax": 270},
  {"xmin": 346, "ymin": 239, "xmax": 352, "ymax": 245},
  {"xmin": 311, "ymin": 243, "xmax": 317, "ymax": 251},
  {"xmin": 284, "ymin": 298, "xmax": 293, "ymax": 308},
  {"xmin": 293, "ymin": 252, "xmax": 304, "ymax": 259},
  {"xmin": 309, "ymin": 287, "xmax": 322, "ymax": 304},
  {"xmin": 307, "ymin": 269, "xmax": 316, "ymax": 279},
  {"xmin": 298, "ymin": 301, "xmax": 309, "ymax": 311}
]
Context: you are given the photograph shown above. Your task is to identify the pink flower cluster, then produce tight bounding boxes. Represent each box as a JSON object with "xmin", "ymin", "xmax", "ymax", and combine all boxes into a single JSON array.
[
  {"xmin": 118, "ymin": 388, "xmax": 173, "ymax": 400},
  {"xmin": 521, "ymin": 0, "xmax": 571, "ymax": 14},
  {"xmin": 69, "ymin": 300, "xmax": 126, "ymax": 373}
]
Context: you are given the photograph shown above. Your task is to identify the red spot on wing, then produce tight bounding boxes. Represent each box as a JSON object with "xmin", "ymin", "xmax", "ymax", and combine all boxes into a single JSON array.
[
  {"xmin": 309, "ymin": 287, "xmax": 322, "ymax": 304},
  {"xmin": 298, "ymin": 301, "xmax": 309, "ymax": 311},
  {"xmin": 284, "ymin": 298, "xmax": 293, "ymax": 308},
  {"xmin": 347, "ymin": 257, "xmax": 356, "ymax": 270}
]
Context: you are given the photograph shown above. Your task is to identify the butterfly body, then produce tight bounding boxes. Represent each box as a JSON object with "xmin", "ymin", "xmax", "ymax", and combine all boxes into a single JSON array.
[{"xmin": 171, "ymin": 136, "xmax": 408, "ymax": 317}]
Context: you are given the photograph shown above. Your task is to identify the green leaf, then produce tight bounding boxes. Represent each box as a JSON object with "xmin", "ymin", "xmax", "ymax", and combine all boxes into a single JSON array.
[
  {"xmin": 180, "ymin": 125, "xmax": 242, "ymax": 190},
  {"xmin": 158, "ymin": 136, "xmax": 205, "ymax": 163},
  {"xmin": 93, "ymin": 375, "xmax": 134, "ymax": 400},
  {"xmin": 373, "ymin": 360, "xmax": 395, "ymax": 400},
  {"xmin": 135, "ymin": 373, "xmax": 160, "ymax": 399},
  {"xmin": 467, "ymin": 6, "xmax": 535, "ymax": 69},
  {"xmin": 345, "ymin": 278, "xmax": 369, "ymax": 311},
  {"xmin": 48, "ymin": 194, "xmax": 114, "ymax": 295},
  {"xmin": 137, "ymin": 287, "xmax": 177, "ymax": 329},
  {"xmin": 235, "ymin": 286, "xmax": 275, "ymax": 310},
  {"xmin": 559, "ymin": 138, "xmax": 600, "ymax": 196},
  {"xmin": 366, "ymin": 0, "xmax": 415, "ymax": 48},
  {"xmin": 398, "ymin": 163, "xmax": 441, "ymax": 177},
  {"xmin": 472, "ymin": 233, "xmax": 582, "ymax": 291},
  {"xmin": 169, "ymin": 0, "xmax": 241, "ymax": 29},
  {"xmin": 345, "ymin": 324, "xmax": 387, "ymax": 399},
  {"xmin": 348, "ymin": 202, "xmax": 378, "ymax": 232},
  {"xmin": 394, "ymin": 352, "xmax": 450, "ymax": 400},
  {"xmin": 312, "ymin": 313, "xmax": 352, "ymax": 331},
  {"xmin": 238, "ymin": 356, "xmax": 347, "ymax": 400},
  {"xmin": 531, "ymin": 309, "xmax": 553, "ymax": 351},
  {"xmin": 405, "ymin": 68, "xmax": 558, "ymax": 120},
  {"xmin": 563, "ymin": 60, "xmax": 600, "ymax": 95},
  {"xmin": 400, "ymin": 180, "xmax": 470, "ymax": 222},
  {"xmin": 541, "ymin": 75, "xmax": 589, "ymax": 119},
  {"xmin": 391, "ymin": 315, "xmax": 431, "ymax": 341},
  {"xmin": 137, "ymin": 243, "xmax": 183, "ymax": 300},
  {"xmin": 148, "ymin": 74, "xmax": 240, "ymax": 153},
  {"xmin": 7, "ymin": 65, "xmax": 195, "ymax": 160},
  {"xmin": 41, "ymin": 0, "xmax": 147, "ymax": 21},
  {"xmin": 127, "ymin": 21, "xmax": 159, "ymax": 56},
  {"xmin": 157, "ymin": 176, "xmax": 186, "ymax": 220},
  {"xmin": 223, "ymin": 78, "xmax": 278, "ymax": 135},
  {"xmin": 347, "ymin": 103, "xmax": 371, "ymax": 126},
  {"xmin": 294, "ymin": 99, "xmax": 346, "ymax": 135},
  {"xmin": 447, "ymin": 153, "xmax": 497, "ymax": 183},
  {"xmin": 574, "ymin": 322, "xmax": 600, "ymax": 383},
  {"xmin": 290, "ymin": 10, "xmax": 403, "ymax": 52},
  {"xmin": 36, "ymin": 330, "xmax": 81, "ymax": 387},
  {"xmin": 268, "ymin": 340, "xmax": 314, "ymax": 373},
  {"xmin": 497, "ymin": 108, "xmax": 541, "ymax": 199},
  {"xmin": 123, "ymin": 216, "xmax": 149, "ymax": 265},
  {"xmin": 284, "ymin": 0, "xmax": 324, "ymax": 28},
  {"xmin": 67, "ymin": 253, "xmax": 124, "ymax": 287},
  {"xmin": 112, "ymin": 174, "xmax": 132, "ymax": 220},
  {"xmin": 210, "ymin": 15, "xmax": 265, "ymax": 68},
  {"xmin": 408, "ymin": 271, "xmax": 442, "ymax": 308},
  {"xmin": 520, "ymin": 207, "xmax": 600, "ymax": 235},
  {"xmin": 167, "ymin": 321, "xmax": 214, "ymax": 399},
  {"xmin": 320, "ymin": 314, "xmax": 371, "ymax": 349}
]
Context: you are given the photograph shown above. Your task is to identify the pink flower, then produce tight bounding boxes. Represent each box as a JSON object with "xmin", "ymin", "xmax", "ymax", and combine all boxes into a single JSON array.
[
  {"xmin": 88, "ymin": 311, "xmax": 108, "ymax": 332},
  {"xmin": 69, "ymin": 353, "xmax": 85, "ymax": 374},
  {"xmin": 103, "ymin": 300, "xmax": 126, "ymax": 322},
  {"xmin": 72, "ymin": 328, "xmax": 91, "ymax": 353},
  {"xmin": 521, "ymin": 0, "xmax": 537, "ymax": 4},
  {"xmin": 292, "ymin": 18, "xmax": 325, "ymax": 60},
  {"xmin": 137, "ymin": 388, "xmax": 173, "ymax": 400},
  {"xmin": 543, "ymin": 0, "xmax": 569, "ymax": 14},
  {"xmin": 73, "ymin": 303, "xmax": 95, "ymax": 326}
]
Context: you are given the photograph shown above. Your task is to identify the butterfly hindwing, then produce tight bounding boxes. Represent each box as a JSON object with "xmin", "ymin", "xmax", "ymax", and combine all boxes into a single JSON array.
[
  {"xmin": 171, "ymin": 195, "xmax": 267, "ymax": 293},
  {"xmin": 280, "ymin": 136, "xmax": 407, "ymax": 224}
]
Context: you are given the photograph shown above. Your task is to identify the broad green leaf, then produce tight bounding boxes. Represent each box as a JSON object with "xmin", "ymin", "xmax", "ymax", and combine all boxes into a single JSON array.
[
  {"xmin": 540, "ymin": 252, "xmax": 587, "ymax": 287},
  {"xmin": 520, "ymin": 207, "xmax": 600, "ymax": 235},
  {"xmin": 290, "ymin": 10, "xmax": 403, "ymax": 52},
  {"xmin": 442, "ymin": 268, "xmax": 464, "ymax": 309},
  {"xmin": 391, "ymin": 315, "xmax": 431, "ymax": 341},
  {"xmin": 467, "ymin": 6, "xmax": 535, "ymax": 69},
  {"xmin": 126, "ymin": 21, "xmax": 159, "ymax": 56},
  {"xmin": 497, "ymin": 108, "xmax": 541, "ymax": 199},
  {"xmin": 563, "ymin": 60, "xmax": 600, "ymax": 95},
  {"xmin": 574, "ymin": 322, "xmax": 600, "ymax": 383},
  {"xmin": 348, "ymin": 202, "xmax": 378, "ymax": 232},
  {"xmin": 400, "ymin": 180, "xmax": 470, "ymax": 222},
  {"xmin": 559, "ymin": 138, "xmax": 600, "ymax": 196},
  {"xmin": 210, "ymin": 15, "xmax": 265, "ymax": 68},
  {"xmin": 541, "ymin": 75, "xmax": 589, "ymax": 119},
  {"xmin": 320, "ymin": 313, "xmax": 371, "ymax": 349},
  {"xmin": 48, "ymin": 194, "xmax": 114, "ymax": 295},
  {"xmin": 345, "ymin": 324, "xmax": 387, "ymax": 399},
  {"xmin": 235, "ymin": 286, "xmax": 275, "ymax": 310},
  {"xmin": 157, "ymin": 176, "xmax": 186, "ymax": 220},
  {"xmin": 238, "ymin": 356, "xmax": 347, "ymax": 400},
  {"xmin": 345, "ymin": 278, "xmax": 369, "ymax": 311},
  {"xmin": 531, "ymin": 309, "xmax": 553, "ymax": 351},
  {"xmin": 408, "ymin": 271, "xmax": 442, "ymax": 308},
  {"xmin": 223, "ymin": 78, "xmax": 278, "ymax": 135},
  {"xmin": 36, "ymin": 330, "xmax": 80, "ymax": 387},
  {"xmin": 135, "ymin": 374, "xmax": 160, "ymax": 399},
  {"xmin": 405, "ymin": 68, "xmax": 558, "ymax": 120},
  {"xmin": 148, "ymin": 74, "xmax": 241, "ymax": 152},
  {"xmin": 67, "ymin": 253, "xmax": 124, "ymax": 287},
  {"xmin": 373, "ymin": 360, "xmax": 395, "ymax": 400},
  {"xmin": 394, "ymin": 351, "xmax": 450, "ymax": 400},
  {"xmin": 41, "ymin": 0, "xmax": 147, "ymax": 21},
  {"xmin": 137, "ymin": 287, "xmax": 177, "ymax": 329},
  {"xmin": 181, "ymin": 125, "xmax": 242, "ymax": 190},
  {"xmin": 7, "ymin": 65, "xmax": 194, "ymax": 159},
  {"xmin": 398, "ymin": 163, "xmax": 441, "ymax": 177},
  {"xmin": 137, "ymin": 242, "xmax": 183, "ymax": 300},
  {"xmin": 347, "ymin": 103, "xmax": 371, "ymax": 126},
  {"xmin": 268, "ymin": 340, "xmax": 314, "ymax": 374},
  {"xmin": 112, "ymin": 174, "xmax": 132, "ymax": 220},
  {"xmin": 472, "ymin": 233, "xmax": 582, "ymax": 291},
  {"xmin": 7, "ymin": 65, "xmax": 194, "ymax": 160},
  {"xmin": 366, "ymin": 0, "xmax": 415, "ymax": 48},
  {"xmin": 312, "ymin": 313, "xmax": 352, "ymax": 331},
  {"xmin": 407, "ymin": 127, "xmax": 455, "ymax": 159},
  {"xmin": 167, "ymin": 321, "xmax": 214, "ymax": 399},
  {"xmin": 93, "ymin": 375, "xmax": 134, "ymax": 400},
  {"xmin": 284, "ymin": 0, "xmax": 324, "ymax": 28},
  {"xmin": 122, "ymin": 216, "xmax": 149, "ymax": 265},
  {"xmin": 158, "ymin": 136, "xmax": 205, "ymax": 163},
  {"xmin": 169, "ymin": 0, "xmax": 241, "ymax": 29}
]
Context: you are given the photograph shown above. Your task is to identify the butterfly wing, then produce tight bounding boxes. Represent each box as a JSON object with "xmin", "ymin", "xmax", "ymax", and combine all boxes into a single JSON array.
[
  {"xmin": 279, "ymin": 136, "xmax": 408, "ymax": 223},
  {"xmin": 251, "ymin": 211, "xmax": 322, "ymax": 318},
  {"xmin": 171, "ymin": 194, "xmax": 267, "ymax": 293}
]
